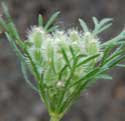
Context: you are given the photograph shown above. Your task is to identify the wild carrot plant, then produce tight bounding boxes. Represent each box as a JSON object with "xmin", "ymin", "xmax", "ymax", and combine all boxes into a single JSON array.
[{"xmin": 0, "ymin": 3, "xmax": 125, "ymax": 121}]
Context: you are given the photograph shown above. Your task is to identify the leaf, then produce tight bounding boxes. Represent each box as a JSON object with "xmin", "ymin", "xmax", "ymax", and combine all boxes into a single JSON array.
[
  {"xmin": 38, "ymin": 14, "xmax": 44, "ymax": 27},
  {"xmin": 99, "ymin": 18, "xmax": 112, "ymax": 28},
  {"xmin": 103, "ymin": 55, "xmax": 125, "ymax": 69},
  {"xmin": 97, "ymin": 23, "xmax": 112, "ymax": 34},
  {"xmin": 5, "ymin": 32, "xmax": 24, "ymax": 61},
  {"xmin": 105, "ymin": 47, "xmax": 123, "ymax": 63},
  {"xmin": 69, "ymin": 45, "xmax": 75, "ymax": 58},
  {"xmin": 101, "ymin": 32, "xmax": 125, "ymax": 47},
  {"xmin": 110, "ymin": 56, "xmax": 125, "ymax": 68},
  {"xmin": 44, "ymin": 11, "xmax": 60, "ymax": 30},
  {"xmin": 24, "ymin": 49, "xmax": 41, "ymax": 81},
  {"xmin": 79, "ymin": 68, "xmax": 100, "ymax": 82},
  {"xmin": 101, "ymin": 46, "xmax": 123, "ymax": 67},
  {"xmin": 21, "ymin": 62, "xmax": 38, "ymax": 92},
  {"xmin": 7, "ymin": 22, "xmax": 20, "ymax": 39},
  {"xmin": 101, "ymin": 46, "xmax": 113, "ymax": 65},
  {"xmin": 7, "ymin": 22, "xmax": 24, "ymax": 48},
  {"xmin": 92, "ymin": 17, "xmax": 98, "ymax": 26},
  {"xmin": 51, "ymin": 49, "xmax": 56, "ymax": 73},
  {"xmin": 96, "ymin": 74, "xmax": 112, "ymax": 80},
  {"xmin": 79, "ymin": 18, "xmax": 89, "ymax": 32},
  {"xmin": 61, "ymin": 48, "xmax": 71, "ymax": 68},
  {"xmin": 93, "ymin": 18, "xmax": 112, "ymax": 35},
  {"xmin": 70, "ymin": 67, "xmax": 100, "ymax": 88},
  {"xmin": 76, "ymin": 54, "xmax": 99, "ymax": 67},
  {"xmin": 2, "ymin": 2, "xmax": 12, "ymax": 22},
  {"xmin": 58, "ymin": 64, "xmax": 68, "ymax": 80},
  {"xmin": 1, "ymin": 3, "xmax": 23, "ymax": 49},
  {"xmin": 0, "ymin": 17, "xmax": 8, "ymax": 31},
  {"xmin": 116, "ymin": 64, "xmax": 125, "ymax": 67},
  {"xmin": 47, "ymin": 25, "xmax": 58, "ymax": 32}
]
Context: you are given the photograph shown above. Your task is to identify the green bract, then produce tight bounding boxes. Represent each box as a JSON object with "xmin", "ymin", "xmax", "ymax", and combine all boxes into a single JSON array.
[{"xmin": 0, "ymin": 3, "xmax": 125, "ymax": 121}]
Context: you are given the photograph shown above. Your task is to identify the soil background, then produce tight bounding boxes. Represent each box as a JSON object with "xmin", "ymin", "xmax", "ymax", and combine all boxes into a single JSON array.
[{"xmin": 0, "ymin": 0, "xmax": 125, "ymax": 121}]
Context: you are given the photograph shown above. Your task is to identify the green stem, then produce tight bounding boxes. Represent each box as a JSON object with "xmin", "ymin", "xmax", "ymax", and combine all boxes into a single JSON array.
[{"xmin": 50, "ymin": 115, "xmax": 61, "ymax": 121}]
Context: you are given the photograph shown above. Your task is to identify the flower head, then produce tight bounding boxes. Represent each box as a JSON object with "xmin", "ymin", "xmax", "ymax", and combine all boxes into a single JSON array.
[{"xmin": 26, "ymin": 27, "xmax": 102, "ymax": 86}]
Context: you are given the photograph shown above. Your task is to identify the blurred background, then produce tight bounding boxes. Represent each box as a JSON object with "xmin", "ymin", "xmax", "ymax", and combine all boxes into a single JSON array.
[{"xmin": 0, "ymin": 0, "xmax": 125, "ymax": 121}]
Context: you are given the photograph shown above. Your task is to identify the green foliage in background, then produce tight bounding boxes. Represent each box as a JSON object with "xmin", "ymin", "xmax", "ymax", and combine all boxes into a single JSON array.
[{"xmin": 0, "ymin": 3, "xmax": 125, "ymax": 121}]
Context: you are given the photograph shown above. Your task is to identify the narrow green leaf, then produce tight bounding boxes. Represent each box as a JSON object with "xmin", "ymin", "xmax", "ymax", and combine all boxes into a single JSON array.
[
  {"xmin": 7, "ymin": 22, "xmax": 19, "ymax": 39},
  {"xmin": 5, "ymin": 32, "xmax": 24, "ymax": 61},
  {"xmin": 92, "ymin": 17, "xmax": 98, "ymax": 26},
  {"xmin": 61, "ymin": 48, "xmax": 71, "ymax": 68},
  {"xmin": 1, "ymin": 3, "xmax": 24, "ymax": 48},
  {"xmin": 47, "ymin": 25, "xmax": 58, "ymax": 32},
  {"xmin": 79, "ymin": 18, "xmax": 89, "ymax": 32},
  {"xmin": 38, "ymin": 14, "xmax": 43, "ymax": 27},
  {"xmin": 103, "ymin": 46, "xmax": 123, "ymax": 65},
  {"xmin": 0, "ymin": 17, "xmax": 8, "ymax": 31},
  {"xmin": 116, "ymin": 64, "xmax": 125, "ymax": 67},
  {"xmin": 51, "ymin": 50, "xmax": 56, "ymax": 73},
  {"xmin": 70, "ymin": 67, "xmax": 100, "ymax": 88},
  {"xmin": 69, "ymin": 46, "xmax": 75, "ymax": 58},
  {"xmin": 96, "ymin": 23, "xmax": 112, "ymax": 34},
  {"xmin": 58, "ymin": 64, "xmax": 68, "ymax": 80},
  {"xmin": 99, "ymin": 18, "xmax": 112, "ymax": 28},
  {"xmin": 109, "ymin": 56, "xmax": 125, "ymax": 68},
  {"xmin": 93, "ymin": 18, "xmax": 112, "ymax": 35},
  {"xmin": 2, "ymin": 2, "xmax": 11, "ymax": 22},
  {"xmin": 76, "ymin": 54, "xmax": 87, "ymax": 59},
  {"xmin": 103, "ymin": 55, "xmax": 125, "ymax": 69},
  {"xmin": 7, "ymin": 22, "xmax": 24, "ymax": 47},
  {"xmin": 24, "ymin": 49, "xmax": 41, "ymax": 81},
  {"xmin": 96, "ymin": 74, "xmax": 112, "ymax": 80},
  {"xmin": 44, "ymin": 11, "xmax": 60, "ymax": 30},
  {"xmin": 76, "ymin": 54, "xmax": 99, "ymax": 67},
  {"xmin": 101, "ymin": 33, "xmax": 124, "ymax": 47},
  {"xmin": 101, "ymin": 46, "xmax": 113, "ymax": 65},
  {"xmin": 79, "ymin": 68, "xmax": 99, "ymax": 82},
  {"xmin": 21, "ymin": 62, "xmax": 38, "ymax": 92}
]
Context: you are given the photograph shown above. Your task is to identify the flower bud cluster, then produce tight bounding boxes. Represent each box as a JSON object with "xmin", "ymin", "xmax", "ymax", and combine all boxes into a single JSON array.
[{"xmin": 26, "ymin": 27, "xmax": 102, "ymax": 87}]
